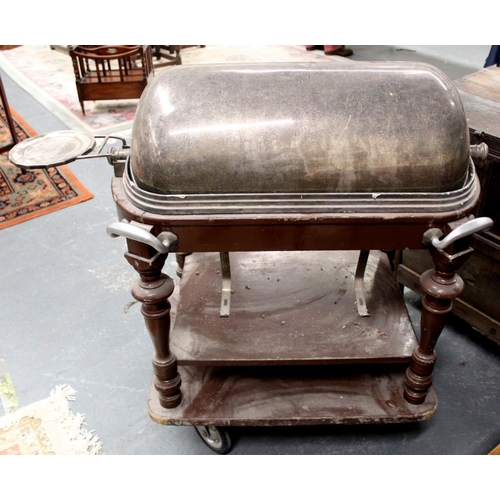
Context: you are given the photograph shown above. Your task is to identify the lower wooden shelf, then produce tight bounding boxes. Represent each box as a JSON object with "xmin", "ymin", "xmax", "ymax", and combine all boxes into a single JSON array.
[{"xmin": 148, "ymin": 365, "xmax": 437, "ymax": 427}]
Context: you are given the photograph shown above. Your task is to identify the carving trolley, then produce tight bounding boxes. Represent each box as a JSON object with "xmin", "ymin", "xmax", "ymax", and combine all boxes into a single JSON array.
[{"xmin": 9, "ymin": 62, "xmax": 493, "ymax": 453}]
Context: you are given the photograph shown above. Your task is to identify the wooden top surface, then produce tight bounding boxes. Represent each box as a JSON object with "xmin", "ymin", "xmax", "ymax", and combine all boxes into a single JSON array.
[{"xmin": 455, "ymin": 66, "xmax": 500, "ymax": 138}]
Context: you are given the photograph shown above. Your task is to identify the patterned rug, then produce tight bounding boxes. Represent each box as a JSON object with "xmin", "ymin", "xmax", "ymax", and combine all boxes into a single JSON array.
[
  {"xmin": 0, "ymin": 103, "xmax": 93, "ymax": 229},
  {"xmin": 0, "ymin": 385, "xmax": 102, "ymax": 455},
  {"xmin": 0, "ymin": 45, "xmax": 343, "ymax": 135}
]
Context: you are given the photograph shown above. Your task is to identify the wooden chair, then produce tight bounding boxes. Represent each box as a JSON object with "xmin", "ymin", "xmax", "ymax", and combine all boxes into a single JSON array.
[
  {"xmin": 69, "ymin": 45, "xmax": 154, "ymax": 115},
  {"xmin": 151, "ymin": 45, "xmax": 182, "ymax": 67},
  {"xmin": 150, "ymin": 45, "xmax": 206, "ymax": 68}
]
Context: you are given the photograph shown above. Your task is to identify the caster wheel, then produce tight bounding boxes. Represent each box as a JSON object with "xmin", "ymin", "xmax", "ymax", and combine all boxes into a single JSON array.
[{"xmin": 195, "ymin": 426, "xmax": 232, "ymax": 454}]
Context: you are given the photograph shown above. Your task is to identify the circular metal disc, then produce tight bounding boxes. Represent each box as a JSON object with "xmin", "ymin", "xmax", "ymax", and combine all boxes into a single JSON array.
[{"xmin": 8, "ymin": 130, "xmax": 96, "ymax": 168}]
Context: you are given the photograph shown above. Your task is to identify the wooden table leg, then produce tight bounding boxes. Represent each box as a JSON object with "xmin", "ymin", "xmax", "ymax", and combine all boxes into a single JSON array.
[
  {"xmin": 124, "ymin": 228, "xmax": 182, "ymax": 409},
  {"xmin": 404, "ymin": 244, "xmax": 473, "ymax": 404},
  {"xmin": 175, "ymin": 252, "xmax": 192, "ymax": 278}
]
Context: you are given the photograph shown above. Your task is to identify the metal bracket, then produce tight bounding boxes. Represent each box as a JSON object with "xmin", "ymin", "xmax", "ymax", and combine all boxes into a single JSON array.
[
  {"xmin": 354, "ymin": 250, "xmax": 370, "ymax": 317},
  {"xmin": 219, "ymin": 252, "xmax": 231, "ymax": 318}
]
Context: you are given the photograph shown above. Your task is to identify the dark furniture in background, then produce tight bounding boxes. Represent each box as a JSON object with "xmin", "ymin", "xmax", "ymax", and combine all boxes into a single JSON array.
[
  {"xmin": 69, "ymin": 45, "xmax": 154, "ymax": 115},
  {"xmin": 0, "ymin": 74, "xmax": 19, "ymax": 153},
  {"xmin": 398, "ymin": 66, "xmax": 500, "ymax": 346},
  {"xmin": 151, "ymin": 45, "xmax": 182, "ymax": 67},
  {"xmin": 150, "ymin": 45, "xmax": 205, "ymax": 67}
]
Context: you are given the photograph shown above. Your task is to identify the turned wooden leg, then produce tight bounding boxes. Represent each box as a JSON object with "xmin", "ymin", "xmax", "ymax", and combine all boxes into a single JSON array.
[
  {"xmin": 124, "ymin": 227, "xmax": 182, "ymax": 409},
  {"xmin": 404, "ymin": 243, "xmax": 473, "ymax": 405},
  {"xmin": 175, "ymin": 252, "xmax": 192, "ymax": 278}
]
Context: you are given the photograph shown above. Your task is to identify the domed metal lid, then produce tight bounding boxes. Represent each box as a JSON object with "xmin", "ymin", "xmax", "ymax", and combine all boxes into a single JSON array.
[{"xmin": 129, "ymin": 61, "xmax": 470, "ymax": 197}]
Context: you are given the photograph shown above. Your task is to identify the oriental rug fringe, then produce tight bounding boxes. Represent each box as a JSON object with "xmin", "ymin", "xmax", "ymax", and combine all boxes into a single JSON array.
[{"xmin": 0, "ymin": 385, "xmax": 102, "ymax": 455}]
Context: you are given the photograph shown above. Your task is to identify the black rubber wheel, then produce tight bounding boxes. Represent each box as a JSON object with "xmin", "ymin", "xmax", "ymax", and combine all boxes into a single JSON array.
[{"xmin": 194, "ymin": 426, "xmax": 232, "ymax": 454}]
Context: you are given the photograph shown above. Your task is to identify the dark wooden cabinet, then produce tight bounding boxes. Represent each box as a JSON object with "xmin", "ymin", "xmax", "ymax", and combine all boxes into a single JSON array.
[{"xmin": 398, "ymin": 66, "xmax": 500, "ymax": 345}]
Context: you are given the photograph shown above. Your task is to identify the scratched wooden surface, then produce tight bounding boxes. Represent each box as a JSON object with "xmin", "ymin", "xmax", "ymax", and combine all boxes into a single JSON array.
[
  {"xmin": 455, "ymin": 66, "xmax": 500, "ymax": 141},
  {"xmin": 170, "ymin": 251, "xmax": 417, "ymax": 365},
  {"xmin": 148, "ymin": 365, "xmax": 437, "ymax": 426}
]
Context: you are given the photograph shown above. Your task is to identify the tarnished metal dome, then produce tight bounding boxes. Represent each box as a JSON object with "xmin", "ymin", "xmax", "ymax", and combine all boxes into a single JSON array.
[{"xmin": 130, "ymin": 61, "xmax": 470, "ymax": 196}]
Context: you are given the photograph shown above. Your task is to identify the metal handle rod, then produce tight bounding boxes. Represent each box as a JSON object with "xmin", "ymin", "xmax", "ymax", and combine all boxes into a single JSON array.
[
  {"xmin": 94, "ymin": 135, "xmax": 128, "ymax": 153},
  {"xmin": 75, "ymin": 135, "xmax": 129, "ymax": 161},
  {"xmin": 106, "ymin": 221, "xmax": 178, "ymax": 253},
  {"xmin": 431, "ymin": 217, "xmax": 494, "ymax": 249}
]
